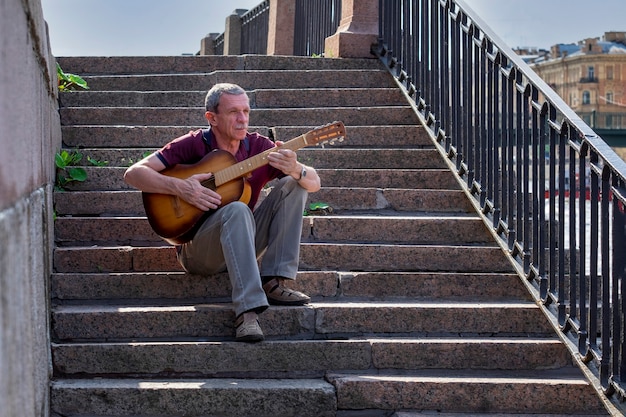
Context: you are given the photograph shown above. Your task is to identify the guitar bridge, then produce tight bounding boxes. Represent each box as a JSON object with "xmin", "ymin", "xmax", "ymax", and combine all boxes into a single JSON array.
[{"xmin": 171, "ymin": 195, "xmax": 184, "ymax": 218}]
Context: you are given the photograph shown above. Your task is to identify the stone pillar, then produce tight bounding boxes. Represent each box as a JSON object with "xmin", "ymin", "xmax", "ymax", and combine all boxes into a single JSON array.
[
  {"xmin": 325, "ymin": 0, "xmax": 378, "ymax": 58},
  {"xmin": 200, "ymin": 33, "xmax": 220, "ymax": 55},
  {"xmin": 224, "ymin": 9, "xmax": 247, "ymax": 55},
  {"xmin": 267, "ymin": 0, "xmax": 296, "ymax": 55}
]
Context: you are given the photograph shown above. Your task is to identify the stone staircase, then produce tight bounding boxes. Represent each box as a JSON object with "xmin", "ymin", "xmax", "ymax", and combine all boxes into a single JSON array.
[{"xmin": 50, "ymin": 55, "xmax": 609, "ymax": 416}]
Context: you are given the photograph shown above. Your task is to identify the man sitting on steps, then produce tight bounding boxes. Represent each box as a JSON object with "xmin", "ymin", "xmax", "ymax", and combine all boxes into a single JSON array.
[{"xmin": 124, "ymin": 83, "xmax": 320, "ymax": 342}]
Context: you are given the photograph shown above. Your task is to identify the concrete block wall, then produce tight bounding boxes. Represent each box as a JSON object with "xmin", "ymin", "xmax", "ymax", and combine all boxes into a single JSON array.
[{"xmin": 0, "ymin": 0, "xmax": 61, "ymax": 416}]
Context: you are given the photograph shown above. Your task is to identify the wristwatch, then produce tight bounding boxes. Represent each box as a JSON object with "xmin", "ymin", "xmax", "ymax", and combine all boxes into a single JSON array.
[{"xmin": 298, "ymin": 166, "xmax": 307, "ymax": 181}]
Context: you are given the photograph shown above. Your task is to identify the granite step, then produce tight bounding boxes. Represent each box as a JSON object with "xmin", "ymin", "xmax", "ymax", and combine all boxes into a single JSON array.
[
  {"xmin": 51, "ymin": 378, "xmax": 337, "ymax": 417},
  {"xmin": 50, "ymin": 371, "xmax": 606, "ymax": 416},
  {"xmin": 59, "ymin": 87, "xmax": 408, "ymax": 108},
  {"xmin": 53, "ymin": 167, "xmax": 459, "ymax": 192},
  {"xmin": 57, "ymin": 55, "xmax": 385, "ymax": 75},
  {"xmin": 53, "ymin": 188, "xmax": 472, "ymax": 216},
  {"xmin": 52, "ymin": 243, "xmax": 511, "ymax": 274},
  {"xmin": 59, "ymin": 105, "xmax": 417, "ymax": 126},
  {"xmin": 60, "ymin": 148, "xmax": 446, "ymax": 170},
  {"xmin": 51, "ymin": 301, "xmax": 553, "ymax": 342},
  {"xmin": 51, "ymin": 337, "xmax": 571, "ymax": 377},
  {"xmin": 60, "ymin": 125, "xmax": 432, "ymax": 148},
  {"xmin": 54, "ymin": 215, "xmax": 493, "ymax": 247},
  {"xmin": 328, "ymin": 369, "xmax": 607, "ymax": 414},
  {"xmin": 76, "ymin": 69, "xmax": 396, "ymax": 91},
  {"xmin": 50, "ymin": 271, "xmax": 529, "ymax": 302}
]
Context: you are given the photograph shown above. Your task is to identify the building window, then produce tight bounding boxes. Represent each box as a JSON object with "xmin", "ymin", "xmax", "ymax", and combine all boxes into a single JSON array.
[
  {"xmin": 606, "ymin": 115, "xmax": 613, "ymax": 128},
  {"xmin": 588, "ymin": 66, "xmax": 595, "ymax": 80},
  {"xmin": 607, "ymin": 66, "xmax": 614, "ymax": 80},
  {"xmin": 583, "ymin": 91, "xmax": 591, "ymax": 104},
  {"xmin": 607, "ymin": 92, "xmax": 614, "ymax": 104}
]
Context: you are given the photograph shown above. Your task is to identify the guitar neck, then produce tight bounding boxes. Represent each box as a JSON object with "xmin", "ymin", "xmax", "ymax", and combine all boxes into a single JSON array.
[{"xmin": 214, "ymin": 134, "xmax": 309, "ymax": 186}]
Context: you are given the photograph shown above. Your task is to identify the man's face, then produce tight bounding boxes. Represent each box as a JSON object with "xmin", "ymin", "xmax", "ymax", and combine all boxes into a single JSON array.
[{"xmin": 207, "ymin": 93, "xmax": 250, "ymax": 142}]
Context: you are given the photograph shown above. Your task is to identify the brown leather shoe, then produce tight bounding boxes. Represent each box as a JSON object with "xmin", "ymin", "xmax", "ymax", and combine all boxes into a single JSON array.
[
  {"xmin": 262, "ymin": 277, "xmax": 311, "ymax": 306},
  {"xmin": 234, "ymin": 313, "xmax": 264, "ymax": 343}
]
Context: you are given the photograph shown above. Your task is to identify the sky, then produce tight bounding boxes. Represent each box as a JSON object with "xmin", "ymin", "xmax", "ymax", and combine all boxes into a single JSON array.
[{"xmin": 41, "ymin": 0, "xmax": 625, "ymax": 57}]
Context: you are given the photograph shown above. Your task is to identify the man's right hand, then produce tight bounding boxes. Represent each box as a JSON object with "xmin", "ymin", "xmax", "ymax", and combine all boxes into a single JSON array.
[{"xmin": 179, "ymin": 173, "xmax": 222, "ymax": 211}]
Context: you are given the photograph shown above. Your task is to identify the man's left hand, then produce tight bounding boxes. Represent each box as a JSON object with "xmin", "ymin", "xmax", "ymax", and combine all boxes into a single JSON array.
[{"xmin": 267, "ymin": 143, "xmax": 300, "ymax": 178}]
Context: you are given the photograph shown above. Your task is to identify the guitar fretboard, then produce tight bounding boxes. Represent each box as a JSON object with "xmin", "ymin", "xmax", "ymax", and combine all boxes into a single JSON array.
[{"xmin": 214, "ymin": 135, "xmax": 309, "ymax": 186}]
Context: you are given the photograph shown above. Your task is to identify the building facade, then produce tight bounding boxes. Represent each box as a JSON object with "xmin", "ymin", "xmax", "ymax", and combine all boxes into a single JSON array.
[{"xmin": 529, "ymin": 32, "xmax": 626, "ymax": 130}]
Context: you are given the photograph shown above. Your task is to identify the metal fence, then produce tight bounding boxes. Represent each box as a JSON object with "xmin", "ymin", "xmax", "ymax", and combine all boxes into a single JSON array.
[
  {"xmin": 373, "ymin": 0, "xmax": 626, "ymax": 402},
  {"xmin": 241, "ymin": 1, "xmax": 270, "ymax": 54},
  {"xmin": 217, "ymin": 0, "xmax": 341, "ymax": 56},
  {"xmin": 294, "ymin": 0, "xmax": 342, "ymax": 56}
]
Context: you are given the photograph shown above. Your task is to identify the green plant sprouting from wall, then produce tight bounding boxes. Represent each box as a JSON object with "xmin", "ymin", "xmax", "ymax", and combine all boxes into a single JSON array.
[
  {"xmin": 54, "ymin": 150, "xmax": 108, "ymax": 190},
  {"xmin": 57, "ymin": 63, "xmax": 89, "ymax": 92},
  {"xmin": 55, "ymin": 150, "xmax": 87, "ymax": 190}
]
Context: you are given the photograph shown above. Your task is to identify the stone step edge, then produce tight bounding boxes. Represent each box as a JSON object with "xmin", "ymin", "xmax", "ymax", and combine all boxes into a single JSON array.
[
  {"xmin": 50, "ymin": 270, "xmax": 526, "ymax": 304},
  {"xmin": 50, "ymin": 368, "xmax": 590, "ymax": 386},
  {"xmin": 50, "ymin": 337, "xmax": 571, "ymax": 377},
  {"xmin": 327, "ymin": 370, "xmax": 606, "ymax": 414},
  {"xmin": 49, "ymin": 374, "xmax": 604, "ymax": 416},
  {"xmin": 51, "ymin": 335, "xmax": 564, "ymax": 347},
  {"xmin": 52, "ymin": 300, "xmax": 541, "ymax": 313},
  {"xmin": 50, "ymin": 377, "xmax": 337, "ymax": 417},
  {"xmin": 53, "ymin": 242, "xmax": 501, "ymax": 251}
]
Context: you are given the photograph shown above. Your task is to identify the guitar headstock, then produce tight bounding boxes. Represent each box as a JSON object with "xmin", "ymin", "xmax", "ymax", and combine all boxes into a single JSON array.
[{"xmin": 303, "ymin": 121, "xmax": 346, "ymax": 147}]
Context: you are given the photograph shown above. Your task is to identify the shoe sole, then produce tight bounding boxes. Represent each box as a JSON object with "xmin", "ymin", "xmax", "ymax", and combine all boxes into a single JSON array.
[
  {"xmin": 267, "ymin": 298, "xmax": 310, "ymax": 306},
  {"xmin": 236, "ymin": 333, "xmax": 264, "ymax": 342}
]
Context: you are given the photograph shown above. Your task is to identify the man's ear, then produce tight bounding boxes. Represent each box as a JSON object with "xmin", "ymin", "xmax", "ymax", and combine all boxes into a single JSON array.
[{"xmin": 205, "ymin": 111, "xmax": 216, "ymax": 126}]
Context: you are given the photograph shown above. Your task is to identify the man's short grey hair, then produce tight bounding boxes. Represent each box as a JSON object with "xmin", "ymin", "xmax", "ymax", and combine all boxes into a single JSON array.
[{"xmin": 205, "ymin": 83, "xmax": 248, "ymax": 113}]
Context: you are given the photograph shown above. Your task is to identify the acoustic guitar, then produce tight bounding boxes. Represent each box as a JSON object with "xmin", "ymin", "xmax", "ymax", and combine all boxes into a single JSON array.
[{"xmin": 142, "ymin": 121, "xmax": 346, "ymax": 245}]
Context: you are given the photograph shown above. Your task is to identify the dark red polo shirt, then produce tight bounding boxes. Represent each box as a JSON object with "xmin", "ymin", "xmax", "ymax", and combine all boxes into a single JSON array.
[{"xmin": 156, "ymin": 129, "xmax": 282, "ymax": 210}]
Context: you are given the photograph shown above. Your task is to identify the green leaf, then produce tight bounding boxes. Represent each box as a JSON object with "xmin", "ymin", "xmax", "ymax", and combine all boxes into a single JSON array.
[
  {"xmin": 68, "ymin": 167, "xmax": 87, "ymax": 182},
  {"xmin": 57, "ymin": 62, "xmax": 89, "ymax": 91},
  {"xmin": 309, "ymin": 202, "xmax": 330, "ymax": 210},
  {"xmin": 56, "ymin": 63, "xmax": 70, "ymax": 82},
  {"xmin": 55, "ymin": 152, "xmax": 67, "ymax": 169},
  {"xmin": 66, "ymin": 73, "xmax": 89, "ymax": 90},
  {"xmin": 69, "ymin": 151, "xmax": 83, "ymax": 165},
  {"xmin": 87, "ymin": 156, "xmax": 108, "ymax": 166}
]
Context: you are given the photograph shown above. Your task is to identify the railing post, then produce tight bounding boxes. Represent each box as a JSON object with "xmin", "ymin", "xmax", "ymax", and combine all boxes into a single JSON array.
[
  {"xmin": 200, "ymin": 33, "xmax": 220, "ymax": 55},
  {"xmin": 325, "ymin": 0, "xmax": 378, "ymax": 58},
  {"xmin": 267, "ymin": 0, "xmax": 296, "ymax": 55},
  {"xmin": 224, "ymin": 9, "xmax": 247, "ymax": 55}
]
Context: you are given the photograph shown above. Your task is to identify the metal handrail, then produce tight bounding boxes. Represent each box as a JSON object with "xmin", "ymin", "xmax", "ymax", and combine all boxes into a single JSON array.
[{"xmin": 373, "ymin": 0, "xmax": 626, "ymax": 403}]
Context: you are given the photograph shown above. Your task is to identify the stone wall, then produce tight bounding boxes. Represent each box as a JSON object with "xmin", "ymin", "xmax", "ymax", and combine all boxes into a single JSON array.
[{"xmin": 0, "ymin": 0, "xmax": 61, "ymax": 416}]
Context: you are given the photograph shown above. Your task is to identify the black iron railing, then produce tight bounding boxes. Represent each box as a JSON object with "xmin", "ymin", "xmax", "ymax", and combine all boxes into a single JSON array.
[
  {"xmin": 373, "ymin": 0, "xmax": 626, "ymax": 402},
  {"xmin": 241, "ymin": 1, "xmax": 270, "ymax": 54},
  {"xmin": 294, "ymin": 0, "xmax": 342, "ymax": 56},
  {"xmin": 214, "ymin": 0, "xmax": 341, "ymax": 57}
]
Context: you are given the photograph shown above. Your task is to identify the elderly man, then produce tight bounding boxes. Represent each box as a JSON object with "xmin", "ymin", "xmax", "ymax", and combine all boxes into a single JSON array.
[{"xmin": 124, "ymin": 83, "xmax": 320, "ymax": 342}]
